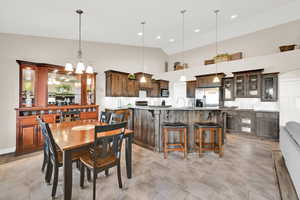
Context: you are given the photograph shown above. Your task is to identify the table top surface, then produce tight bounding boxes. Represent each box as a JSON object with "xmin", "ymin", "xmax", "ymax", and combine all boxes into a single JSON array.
[{"xmin": 50, "ymin": 120, "xmax": 133, "ymax": 151}]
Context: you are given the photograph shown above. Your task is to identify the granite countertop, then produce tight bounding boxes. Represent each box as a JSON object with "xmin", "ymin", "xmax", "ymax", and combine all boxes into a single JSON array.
[
  {"xmin": 105, "ymin": 106, "xmax": 278, "ymax": 112},
  {"xmin": 106, "ymin": 106, "xmax": 238, "ymax": 111}
]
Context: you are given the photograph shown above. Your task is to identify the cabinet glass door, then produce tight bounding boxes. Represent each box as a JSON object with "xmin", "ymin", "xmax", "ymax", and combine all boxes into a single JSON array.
[
  {"xmin": 235, "ymin": 75, "xmax": 245, "ymax": 97},
  {"xmin": 21, "ymin": 68, "xmax": 36, "ymax": 107},
  {"xmin": 247, "ymin": 74, "xmax": 259, "ymax": 97},
  {"xmin": 262, "ymin": 74, "xmax": 278, "ymax": 101},
  {"xmin": 86, "ymin": 74, "xmax": 95, "ymax": 104},
  {"xmin": 223, "ymin": 78, "xmax": 234, "ymax": 100}
]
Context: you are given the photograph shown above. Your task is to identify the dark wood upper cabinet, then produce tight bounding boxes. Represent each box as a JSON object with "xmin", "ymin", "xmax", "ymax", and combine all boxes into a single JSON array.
[
  {"xmin": 135, "ymin": 72, "xmax": 153, "ymax": 89},
  {"xmin": 195, "ymin": 73, "xmax": 225, "ymax": 88},
  {"xmin": 261, "ymin": 73, "xmax": 278, "ymax": 102},
  {"xmin": 105, "ymin": 70, "xmax": 169, "ymax": 97},
  {"xmin": 149, "ymin": 80, "xmax": 160, "ymax": 97},
  {"xmin": 222, "ymin": 78, "xmax": 235, "ymax": 101},
  {"xmin": 233, "ymin": 69, "xmax": 263, "ymax": 98},
  {"xmin": 105, "ymin": 70, "xmax": 130, "ymax": 97},
  {"xmin": 186, "ymin": 80, "xmax": 196, "ymax": 98}
]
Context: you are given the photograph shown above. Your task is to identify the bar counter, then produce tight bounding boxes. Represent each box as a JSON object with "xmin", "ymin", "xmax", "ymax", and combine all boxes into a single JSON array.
[{"xmin": 131, "ymin": 106, "xmax": 229, "ymax": 152}]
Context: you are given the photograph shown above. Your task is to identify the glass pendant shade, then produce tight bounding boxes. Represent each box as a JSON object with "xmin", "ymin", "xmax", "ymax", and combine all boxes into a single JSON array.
[
  {"xmin": 180, "ymin": 75, "xmax": 186, "ymax": 82},
  {"xmin": 65, "ymin": 63, "xmax": 74, "ymax": 71},
  {"xmin": 213, "ymin": 76, "xmax": 220, "ymax": 83},
  {"xmin": 75, "ymin": 61, "xmax": 85, "ymax": 74},
  {"xmin": 85, "ymin": 65, "xmax": 94, "ymax": 74},
  {"xmin": 140, "ymin": 76, "xmax": 146, "ymax": 83}
]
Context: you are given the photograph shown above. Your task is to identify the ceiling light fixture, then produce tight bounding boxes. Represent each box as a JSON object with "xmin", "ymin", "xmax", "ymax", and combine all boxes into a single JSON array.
[
  {"xmin": 65, "ymin": 9, "xmax": 94, "ymax": 74},
  {"xmin": 213, "ymin": 10, "xmax": 220, "ymax": 83},
  {"xmin": 231, "ymin": 14, "xmax": 238, "ymax": 19},
  {"xmin": 140, "ymin": 21, "xmax": 147, "ymax": 83},
  {"xmin": 137, "ymin": 32, "xmax": 143, "ymax": 36},
  {"xmin": 194, "ymin": 28, "xmax": 200, "ymax": 33},
  {"xmin": 179, "ymin": 9, "xmax": 187, "ymax": 82},
  {"xmin": 156, "ymin": 35, "xmax": 161, "ymax": 40},
  {"xmin": 169, "ymin": 38, "xmax": 175, "ymax": 42}
]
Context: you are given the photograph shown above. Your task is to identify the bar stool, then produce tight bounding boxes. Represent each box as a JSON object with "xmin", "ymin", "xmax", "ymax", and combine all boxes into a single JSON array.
[
  {"xmin": 194, "ymin": 122, "xmax": 223, "ymax": 158},
  {"xmin": 162, "ymin": 122, "xmax": 188, "ymax": 159}
]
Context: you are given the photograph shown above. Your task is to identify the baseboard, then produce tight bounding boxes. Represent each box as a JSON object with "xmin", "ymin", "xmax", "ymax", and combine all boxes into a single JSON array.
[{"xmin": 0, "ymin": 147, "xmax": 16, "ymax": 155}]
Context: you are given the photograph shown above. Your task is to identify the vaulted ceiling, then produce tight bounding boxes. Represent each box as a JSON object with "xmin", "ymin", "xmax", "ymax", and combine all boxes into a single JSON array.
[{"xmin": 1, "ymin": 0, "xmax": 300, "ymax": 54}]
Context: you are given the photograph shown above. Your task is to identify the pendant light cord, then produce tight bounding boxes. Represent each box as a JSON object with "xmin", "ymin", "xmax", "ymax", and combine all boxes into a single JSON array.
[
  {"xmin": 181, "ymin": 10, "xmax": 185, "ymax": 69},
  {"xmin": 215, "ymin": 10, "xmax": 219, "ymax": 76},
  {"xmin": 76, "ymin": 9, "xmax": 83, "ymax": 60},
  {"xmin": 142, "ymin": 21, "xmax": 145, "ymax": 76}
]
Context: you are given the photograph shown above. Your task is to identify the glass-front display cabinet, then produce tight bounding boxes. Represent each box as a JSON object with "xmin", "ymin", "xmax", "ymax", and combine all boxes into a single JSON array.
[
  {"xmin": 20, "ymin": 66, "xmax": 37, "ymax": 107},
  {"xmin": 246, "ymin": 71, "xmax": 261, "ymax": 98},
  {"xmin": 261, "ymin": 73, "xmax": 278, "ymax": 102},
  {"xmin": 17, "ymin": 60, "xmax": 97, "ymax": 108}
]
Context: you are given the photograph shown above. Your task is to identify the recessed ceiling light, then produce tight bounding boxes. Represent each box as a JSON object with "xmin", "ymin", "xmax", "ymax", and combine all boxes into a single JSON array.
[
  {"xmin": 169, "ymin": 38, "xmax": 175, "ymax": 42},
  {"xmin": 156, "ymin": 35, "xmax": 161, "ymax": 40},
  {"xmin": 194, "ymin": 29, "xmax": 200, "ymax": 33},
  {"xmin": 53, "ymin": 69, "xmax": 58, "ymax": 73},
  {"xmin": 137, "ymin": 32, "xmax": 143, "ymax": 36},
  {"xmin": 231, "ymin": 14, "xmax": 238, "ymax": 19}
]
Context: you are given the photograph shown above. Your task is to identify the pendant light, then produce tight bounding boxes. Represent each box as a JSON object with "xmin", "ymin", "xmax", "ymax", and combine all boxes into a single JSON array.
[
  {"xmin": 213, "ymin": 10, "xmax": 220, "ymax": 83},
  {"xmin": 65, "ymin": 9, "xmax": 94, "ymax": 74},
  {"xmin": 179, "ymin": 10, "xmax": 187, "ymax": 82},
  {"xmin": 140, "ymin": 21, "xmax": 147, "ymax": 83}
]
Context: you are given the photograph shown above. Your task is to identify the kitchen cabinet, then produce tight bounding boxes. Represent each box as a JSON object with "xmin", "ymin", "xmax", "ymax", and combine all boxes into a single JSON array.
[
  {"xmin": 261, "ymin": 73, "xmax": 278, "ymax": 102},
  {"xmin": 157, "ymin": 80, "xmax": 169, "ymax": 89},
  {"xmin": 149, "ymin": 80, "xmax": 160, "ymax": 97},
  {"xmin": 226, "ymin": 111, "xmax": 240, "ymax": 133},
  {"xmin": 195, "ymin": 73, "xmax": 225, "ymax": 88},
  {"xmin": 135, "ymin": 72, "xmax": 153, "ymax": 89},
  {"xmin": 186, "ymin": 80, "xmax": 196, "ymax": 98},
  {"xmin": 239, "ymin": 110, "xmax": 255, "ymax": 135},
  {"xmin": 222, "ymin": 78, "xmax": 234, "ymax": 101},
  {"xmin": 127, "ymin": 79, "xmax": 139, "ymax": 97},
  {"xmin": 256, "ymin": 111, "xmax": 279, "ymax": 139},
  {"xmin": 233, "ymin": 69, "xmax": 263, "ymax": 98},
  {"xmin": 106, "ymin": 70, "xmax": 140, "ymax": 97}
]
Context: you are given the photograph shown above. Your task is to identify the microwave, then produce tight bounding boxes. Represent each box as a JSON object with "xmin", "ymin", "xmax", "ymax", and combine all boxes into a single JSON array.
[{"xmin": 161, "ymin": 89, "xmax": 169, "ymax": 97}]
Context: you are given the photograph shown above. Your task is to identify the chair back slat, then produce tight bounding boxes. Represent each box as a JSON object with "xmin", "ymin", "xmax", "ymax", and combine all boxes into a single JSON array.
[
  {"xmin": 109, "ymin": 113, "xmax": 125, "ymax": 124},
  {"xmin": 100, "ymin": 111, "xmax": 110, "ymax": 123},
  {"xmin": 90, "ymin": 122, "xmax": 127, "ymax": 166}
]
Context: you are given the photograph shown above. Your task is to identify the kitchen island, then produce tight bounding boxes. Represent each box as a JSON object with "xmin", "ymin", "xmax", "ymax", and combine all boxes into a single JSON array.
[{"xmin": 132, "ymin": 106, "xmax": 230, "ymax": 152}]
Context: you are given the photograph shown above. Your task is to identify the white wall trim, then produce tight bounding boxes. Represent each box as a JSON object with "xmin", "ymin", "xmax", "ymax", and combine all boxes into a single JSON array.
[{"xmin": 0, "ymin": 147, "xmax": 15, "ymax": 155}]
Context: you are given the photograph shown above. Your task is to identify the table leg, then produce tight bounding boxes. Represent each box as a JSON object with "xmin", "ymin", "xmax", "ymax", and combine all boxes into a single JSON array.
[
  {"xmin": 125, "ymin": 135, "xmax": 132, "ymax": 179},
  {"xmin": 63, "ymin": 150, "xmax": 72, "ymax": 200}
]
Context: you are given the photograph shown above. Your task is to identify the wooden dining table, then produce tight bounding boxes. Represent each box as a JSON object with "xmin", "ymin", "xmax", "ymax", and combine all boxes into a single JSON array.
[{"xmin": 50, "ymin": 120, "xmax": 134, "ymax": 200}]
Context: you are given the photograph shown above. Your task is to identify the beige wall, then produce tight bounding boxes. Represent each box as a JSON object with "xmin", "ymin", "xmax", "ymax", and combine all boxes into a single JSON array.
[
  {"xmin": 168, "ymin": 19, "xmax": 300, "ymax": 70},
  {"xmin": 0, "ymin": 33, "xmax": 167, "ymax": 153}
]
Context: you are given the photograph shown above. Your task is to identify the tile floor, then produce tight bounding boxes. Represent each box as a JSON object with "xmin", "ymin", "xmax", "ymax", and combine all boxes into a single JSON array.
[{"xmin": 0, "ymin": 134, "xmax": 280, "ymax": 200}]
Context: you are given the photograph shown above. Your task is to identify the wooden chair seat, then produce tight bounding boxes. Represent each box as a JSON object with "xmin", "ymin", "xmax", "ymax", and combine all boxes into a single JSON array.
[
  {"xmin": 80, "ymin": 152, "xmax": 117, "ymax": 169},
  {"xmin": 56, "ymin": 150, "xmax": 86, "ymax": 165}
]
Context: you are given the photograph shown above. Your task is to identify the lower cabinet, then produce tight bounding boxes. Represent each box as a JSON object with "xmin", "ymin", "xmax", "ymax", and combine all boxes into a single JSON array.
[
  {"xmin": 256, "ymin": 112, "xmax": 279, "ymax": 139},
  {"xmin": 225, "ymin": 110, "xmax": 279, "ymax": 139},
  {"xmin": 20, "ymin": 125, "xmax": 38, "ymax": 152},
  {"xmin": 79, "ymin": 111, "xmax": 98, "ymax": 120},
  {"xmin": 133, "ymin": 109, "xmax": 155, "ymax": 150}
]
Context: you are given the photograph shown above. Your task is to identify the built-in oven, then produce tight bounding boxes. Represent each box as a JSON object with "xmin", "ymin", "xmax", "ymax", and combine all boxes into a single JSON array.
[{"xmin": 161, "ymin": 89, "xmax": 169, "ymax": 97}]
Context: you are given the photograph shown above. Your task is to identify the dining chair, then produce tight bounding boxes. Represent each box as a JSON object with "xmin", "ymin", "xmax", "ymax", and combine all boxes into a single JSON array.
[
  {"xmin": 36, "ymin": 117, "xmax": 49, "ymax": 173},
  {"xmin": 109, "ymin": 113, "xmax": 125, "ymax": 124},
  {"xmin": 79, "ymin": 122, "xmax": 127, "ymax": 200},
  {"xmin": 38, "ymin": 120, "xmax": 85, "ymax": 199},
  {"xmin": 100, "ymin": 111, "xmax": 110, "ymax": 123}
]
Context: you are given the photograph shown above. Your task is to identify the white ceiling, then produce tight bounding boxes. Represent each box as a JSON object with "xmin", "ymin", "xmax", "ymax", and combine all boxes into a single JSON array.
[{"xmin": 1, "ymin": 0, "xmax": 300, "ymax": 54}]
